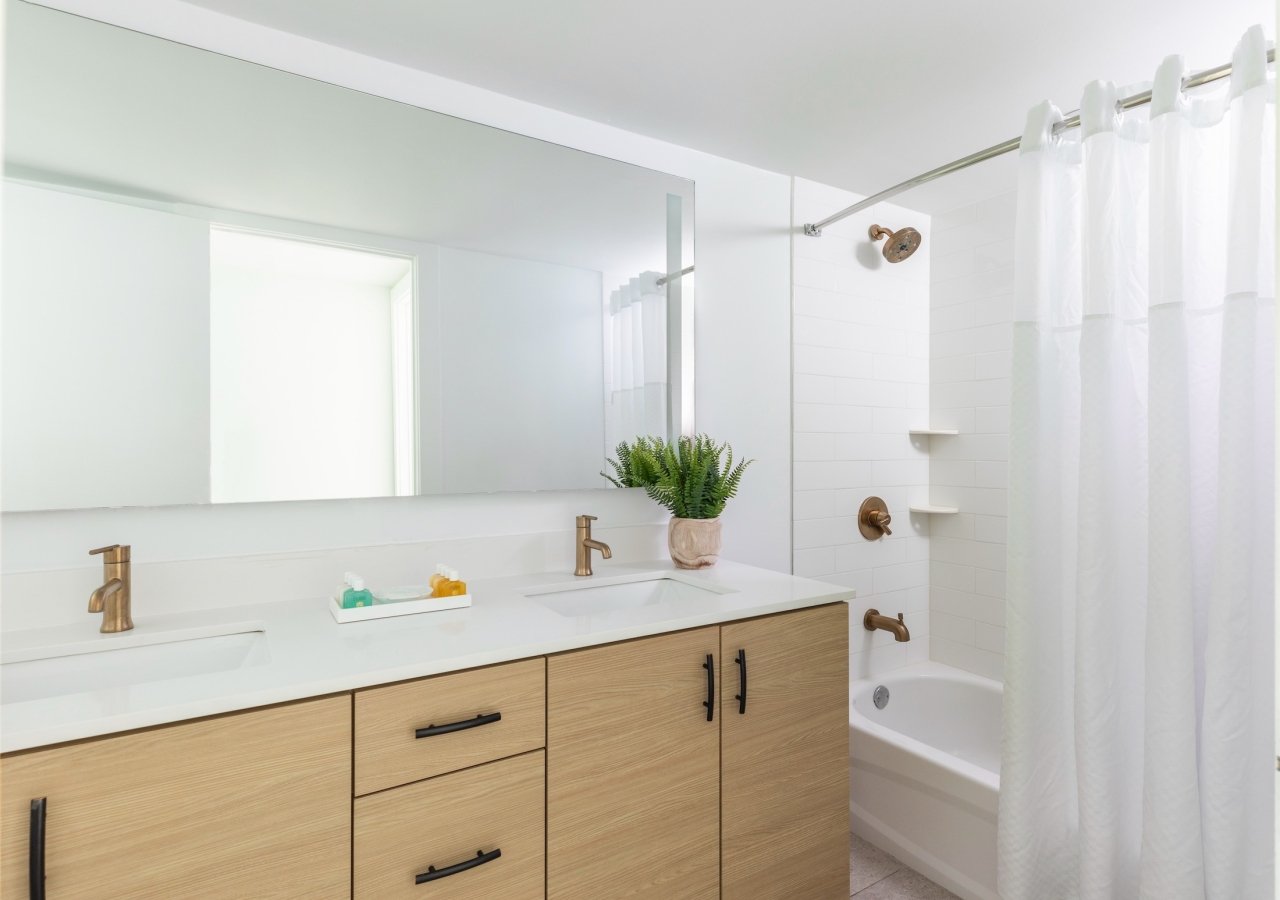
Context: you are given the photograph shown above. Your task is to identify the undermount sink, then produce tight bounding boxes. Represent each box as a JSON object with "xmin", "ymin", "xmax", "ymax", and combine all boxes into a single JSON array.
[
  {"xmin": 1, "ymin": 624, "xmax": 269, "ymax": 705},
  {"xmin": 524, "ymin": 573, "xmax": 736, "ymax": 618}
]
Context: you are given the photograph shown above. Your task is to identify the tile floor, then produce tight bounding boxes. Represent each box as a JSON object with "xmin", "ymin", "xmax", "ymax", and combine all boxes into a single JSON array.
[{"xmin": 851, "ymin": 833, "xmax": 959, "ymax": 898}]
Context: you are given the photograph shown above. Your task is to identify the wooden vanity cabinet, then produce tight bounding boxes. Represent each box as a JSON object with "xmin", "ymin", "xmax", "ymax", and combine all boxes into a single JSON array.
[
  {"xmin": 0, "ymin": 602, "xmax": 847, "ymax": 900},
  {"xmin": 720, "ymin": 603, "xmax": 850, "ymax": 900},
  {"xmin": 546, "ymin": 626, "xmax": 721, "ymax": 900},
  {"xmin": 0, "ymin": 695, "xmax": 351, "ymax": 900}
]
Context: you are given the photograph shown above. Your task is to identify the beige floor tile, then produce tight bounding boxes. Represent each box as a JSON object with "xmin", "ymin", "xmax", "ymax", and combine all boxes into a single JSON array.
[
  {"xmin": 850, "ymin": 832, "xmax": 902, "ymax": 894},
  {"xmin": 852, "ymin": 866, "xmax": 959, "ymax": 899}
]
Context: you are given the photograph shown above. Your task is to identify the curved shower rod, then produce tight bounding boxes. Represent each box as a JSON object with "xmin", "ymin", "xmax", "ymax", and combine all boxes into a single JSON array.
[
  {"xmin": 656, "ymin": 265, "xmax": 694, "ymax": 286},
  {"xmin": 803, "ymin": 46, "xmax": 1276, "ymax": 237}
]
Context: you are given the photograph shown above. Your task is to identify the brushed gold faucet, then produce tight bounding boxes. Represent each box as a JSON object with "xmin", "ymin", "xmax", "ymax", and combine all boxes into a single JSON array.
[
  {"xmin": 89, "ymin": 544, "xmax": 134, "ymax": 633},
  {"xmin": 863, "ymin": 608, "xmax": 910, "ymax": 642},
  {"xmin": 574, "ymin": 515, "xmax": 612, "ymax": 576}
]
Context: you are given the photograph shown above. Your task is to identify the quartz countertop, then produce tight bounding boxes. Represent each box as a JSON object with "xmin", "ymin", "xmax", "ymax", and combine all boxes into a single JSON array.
[{"xmin": 0, "ymin": 560, "xmax": 853, "ymax": 752}]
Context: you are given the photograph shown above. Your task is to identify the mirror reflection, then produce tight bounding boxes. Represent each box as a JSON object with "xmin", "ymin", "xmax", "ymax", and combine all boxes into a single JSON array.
[{"xmin": 2, "ymin": 0, "xmax": 693, "ymax": 511}]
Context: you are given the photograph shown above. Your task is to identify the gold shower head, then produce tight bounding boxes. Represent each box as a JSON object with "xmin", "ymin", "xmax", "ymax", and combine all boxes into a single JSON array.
[{"xmin": 868, "ymin": 224, "xmax": 922, "ymax": 263}]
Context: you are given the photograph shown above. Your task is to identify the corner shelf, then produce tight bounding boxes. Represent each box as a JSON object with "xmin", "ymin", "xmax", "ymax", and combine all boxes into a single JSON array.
[
  {"xmin": 908, "ymin": 504, "xmax": 959, "ymax": 515},
  {"xmin": 909, "ymin": 428, "xmax": 962, "ymax": 514}
]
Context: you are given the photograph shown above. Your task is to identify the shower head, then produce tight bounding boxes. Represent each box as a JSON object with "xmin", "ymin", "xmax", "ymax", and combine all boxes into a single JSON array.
[{"xmin": 868, "ymin": 224, "xmax": 922, "ymax": 263}]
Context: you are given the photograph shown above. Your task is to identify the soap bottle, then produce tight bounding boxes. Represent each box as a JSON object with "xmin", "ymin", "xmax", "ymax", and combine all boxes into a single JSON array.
[
  {"xmin": 442, "ymin": 567, "xmax": 468, "ymax": 597},
  {"xmin": 429, "ymin": 564, "xmax": 449, "ymax": 597},
  {"xmin": 342, "ymin": 572, "xmax": 375, "ymax": 609}
]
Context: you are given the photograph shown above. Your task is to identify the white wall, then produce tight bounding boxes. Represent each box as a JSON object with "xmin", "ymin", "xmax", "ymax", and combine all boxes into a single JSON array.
[
  {"xmin": 3, "ymin": 1, "xmax": 792, "ymax": 604},
  {"xmin": 927, "ymin": 190, "xmax": 1016, "ymax": 681},
  {"xmin": 2, "ymin": 181, "xmax": 211, "ymax": 510},
  {"xmin": 434, "ymin": 247, "xmax": 603, "ymax": 493},
  {"xmin": 791, "ymin": 178, "xmax": 931, "ymax": 678}
]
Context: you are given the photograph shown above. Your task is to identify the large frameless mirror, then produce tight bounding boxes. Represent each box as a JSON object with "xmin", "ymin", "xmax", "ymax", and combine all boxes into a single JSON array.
[{"xmin": 2, "ymin": 0, "xmax": 694, "ymax": 511}]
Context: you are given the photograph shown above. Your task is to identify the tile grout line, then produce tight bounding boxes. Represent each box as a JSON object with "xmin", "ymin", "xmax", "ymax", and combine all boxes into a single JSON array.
[{"xmin": 851, "ymin": 861, "xmax": 904, "ymax": 897}]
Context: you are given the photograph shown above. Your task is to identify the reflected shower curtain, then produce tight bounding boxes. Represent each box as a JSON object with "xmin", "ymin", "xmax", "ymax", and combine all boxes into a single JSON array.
[
  {"xmin": 606, "ymin": 272, "xmax": 668, "ymax": 448},
  {"xmin": 999, "ymin": 26, "xmax": 1275, "ymax": 900}
]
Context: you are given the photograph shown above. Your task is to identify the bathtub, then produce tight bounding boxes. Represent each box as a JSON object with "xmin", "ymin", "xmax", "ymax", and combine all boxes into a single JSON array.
[{"xmin": 850, "ymin": 661, "xmax": 1002, "ymax": 900}]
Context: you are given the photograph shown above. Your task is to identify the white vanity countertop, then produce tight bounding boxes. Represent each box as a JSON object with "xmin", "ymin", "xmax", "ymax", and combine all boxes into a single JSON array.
[{"xmin": 0, "ymin": 560, "xmax": 853, "ymax": 752}]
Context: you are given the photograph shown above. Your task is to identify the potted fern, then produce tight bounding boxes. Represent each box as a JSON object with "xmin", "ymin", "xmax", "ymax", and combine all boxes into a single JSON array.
[{"xmin": 603, "ymin": 434, "xmax": 752, "ymax": 569}]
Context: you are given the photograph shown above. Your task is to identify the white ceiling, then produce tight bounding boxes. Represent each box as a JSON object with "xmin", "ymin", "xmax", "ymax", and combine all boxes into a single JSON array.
[{"xmin": 178, "ymin": 0, "xmax": 1274, "ymax": 214}]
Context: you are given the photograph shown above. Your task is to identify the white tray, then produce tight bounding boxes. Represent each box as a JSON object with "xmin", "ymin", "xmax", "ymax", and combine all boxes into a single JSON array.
[{"xmin": 329, "ymin": 593, "xmax": 472, "ymax": 624}]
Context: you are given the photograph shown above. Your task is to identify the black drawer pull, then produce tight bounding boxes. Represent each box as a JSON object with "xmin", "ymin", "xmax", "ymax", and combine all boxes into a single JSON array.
[
  {"xmin": 702, "ymin": 653, "xmax": 715, "ymax": 722},
  {"xmin": 415, "ymin": 848, "xmax": 501, "ymax": 884},
  {"xmin": 734, "ymin": 649, "xmax": 747, "ymax": 714},
  {"xmin": 30, "ymin": 798, "xmax": 46, "ymax": 900},
  {"xmin": 415, "ymin": 712, "xmax": 501, "ymax": 739}
]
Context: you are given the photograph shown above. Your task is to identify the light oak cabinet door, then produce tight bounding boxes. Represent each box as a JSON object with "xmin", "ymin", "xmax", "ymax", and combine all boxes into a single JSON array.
[
  {"xmin": 720, "ymin": 603, "xmax": 850, "ymax": 900},
  {"xmin": 547, "ymin": 627, "xmax": 720, "ymax": 900},
  {"xmin": 0, "ymin": 696, "xmax": 351, "ymax": 900}
]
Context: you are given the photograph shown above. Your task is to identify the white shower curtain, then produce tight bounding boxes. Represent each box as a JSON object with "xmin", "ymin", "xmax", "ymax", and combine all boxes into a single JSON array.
[
  {"xmin": 606, "ymin": 272, "xmax": 669, "ymax": 448},
  {"xmin": 999, "ymin": 26, "xmax": 1275, "ymax": 900}
]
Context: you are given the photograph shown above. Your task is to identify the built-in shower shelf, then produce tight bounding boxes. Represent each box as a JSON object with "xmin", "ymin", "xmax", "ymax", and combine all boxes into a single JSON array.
[
  {"xmin": 908, "ymin": 504, "xmax": 959, "ymax": 515},
  {"xmin": 908, "ymin": 429, "xmax": 960, "ymax": 436}
]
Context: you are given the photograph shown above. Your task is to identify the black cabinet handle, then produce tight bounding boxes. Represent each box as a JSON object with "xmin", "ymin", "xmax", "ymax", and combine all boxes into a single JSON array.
[
  {"xmin": 415, "ymin": 712, "xmax": 501, "ymax": 739},
  {"xmin": 29, "ymin": 798, "xmax": 46, "ymax": 900},
  {"xmin": 415, "ymin": 848, "xmax": 501, "ymax": 884},
  {"xmin": 702, "ymin": 653, "xmax": 714, "ymax": 721},
  {"xmin": 734, "ymin": 649, "xmax": 747, "ymax": 714}
]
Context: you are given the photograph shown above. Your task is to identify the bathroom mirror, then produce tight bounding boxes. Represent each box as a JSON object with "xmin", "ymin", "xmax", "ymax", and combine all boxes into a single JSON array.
[{"xmin": 2, "ymin": 0, "xmax": 694, "ymax": 511}]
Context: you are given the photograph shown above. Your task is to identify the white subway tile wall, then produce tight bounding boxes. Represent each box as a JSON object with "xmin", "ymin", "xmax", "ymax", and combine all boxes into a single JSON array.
[
  {"xmin": 792, "ymin": 178, "xmax": 931, "ymax": 679},
  {"xmin": 927, "ymin": 191, "xmax": 1016, "ymax": 682}
]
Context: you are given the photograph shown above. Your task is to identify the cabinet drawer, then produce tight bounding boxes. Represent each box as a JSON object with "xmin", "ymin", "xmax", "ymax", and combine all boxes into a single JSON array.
[
  {"xmin": 355, "ymin": 750, "xmax": 545, "ymax": 900},
  {"xmin": 355, "ymin": 657, "xmax": 545, "ymax": 795}
]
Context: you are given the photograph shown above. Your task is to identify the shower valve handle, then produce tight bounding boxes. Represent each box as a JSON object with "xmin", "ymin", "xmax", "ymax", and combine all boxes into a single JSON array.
[{"xmin": 858, "ymin": 497, "xmax": 893, "ymax": 539}]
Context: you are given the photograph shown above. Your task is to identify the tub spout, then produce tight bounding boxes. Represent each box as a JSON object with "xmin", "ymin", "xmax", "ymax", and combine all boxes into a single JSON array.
[{"xmin": 864, "ymin": 609, "xmax": 910, "ymax": 642}]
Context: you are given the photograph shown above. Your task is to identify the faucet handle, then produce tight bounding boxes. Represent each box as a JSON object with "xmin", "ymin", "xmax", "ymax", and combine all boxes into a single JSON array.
[
  {"xmin": 576, "ymin": 514, "xmax": 598, "ymax": 526},
  {"xmin": 90, "ymin": 544, "xmax": 130, "ymax": 563}
]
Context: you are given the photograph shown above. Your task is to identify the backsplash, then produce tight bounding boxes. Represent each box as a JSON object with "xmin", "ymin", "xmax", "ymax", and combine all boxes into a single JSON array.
[
  {"xmin": 0, "ymin": 518, "xmax": 667, "ymax": 632},
  {"xmin": 791, "ymin": 178, "xmax": 931, "ymax": 678},
  {"xmin": 927, "ymin": 190, "xmax": 1015, "ymax": 682}
]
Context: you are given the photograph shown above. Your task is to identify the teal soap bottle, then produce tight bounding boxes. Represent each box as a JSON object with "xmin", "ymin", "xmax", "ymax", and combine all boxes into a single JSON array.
[{"xmin": 341, "ymin": 572, "xmax": 374, "ymax": 609}]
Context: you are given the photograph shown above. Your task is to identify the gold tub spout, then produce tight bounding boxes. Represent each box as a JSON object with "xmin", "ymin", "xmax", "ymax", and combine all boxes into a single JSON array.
[{"xmin": 863, "ymin": 608, "xmax": 910, "ymax": 642}]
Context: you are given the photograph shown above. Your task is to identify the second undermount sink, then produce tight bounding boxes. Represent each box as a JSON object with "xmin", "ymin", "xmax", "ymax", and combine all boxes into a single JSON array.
[
  {"xmin": 524, "ymin": 573, "xmax": 737, "ymax": 618},
  {"xmin": 1, "ymin": 624, "xmax": 269, "ymax": 705}
]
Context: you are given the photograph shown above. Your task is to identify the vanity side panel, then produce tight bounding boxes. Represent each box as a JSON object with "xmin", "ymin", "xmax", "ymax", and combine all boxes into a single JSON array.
[{"xmin": 0, "ymin": 695, "xmax": 352, "ymax": 899}]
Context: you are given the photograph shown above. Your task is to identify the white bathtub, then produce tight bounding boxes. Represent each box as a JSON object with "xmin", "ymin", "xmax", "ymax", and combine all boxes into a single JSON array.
[{"xmin": 850, "ymin": 661, "xmax": 1002, "ymax": 900}]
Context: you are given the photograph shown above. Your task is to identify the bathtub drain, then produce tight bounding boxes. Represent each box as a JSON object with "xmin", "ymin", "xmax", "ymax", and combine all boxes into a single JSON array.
[{"xmin": 873, "ymin": 685, "xmax": 889, "ymax": 709}]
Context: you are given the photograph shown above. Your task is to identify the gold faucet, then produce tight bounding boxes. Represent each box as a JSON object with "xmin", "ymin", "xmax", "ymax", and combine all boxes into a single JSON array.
[
  {"xmin": 863, "ymin": 608, "xmax": 910, "ymax": 642},
  {"xmin": 89, "ymin": 544, "xmax": 134, "ymax": 633},
  {"xmin": 574, "ymin": 515, "xmax": 612, "ymax": 576}
]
